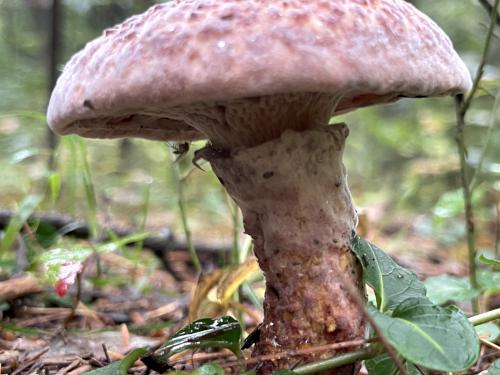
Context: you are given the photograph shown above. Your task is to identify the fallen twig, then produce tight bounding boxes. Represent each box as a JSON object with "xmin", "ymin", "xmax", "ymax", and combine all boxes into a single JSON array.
[{"xmin": 0, "ymin": 276, "xmax": 43, "ymax": 301}]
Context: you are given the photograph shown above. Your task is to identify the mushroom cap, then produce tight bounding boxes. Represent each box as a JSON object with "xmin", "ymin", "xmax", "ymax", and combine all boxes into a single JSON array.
[{"xmin": 47, "ymin": 0, "xmax": 471, "ymax": 141}]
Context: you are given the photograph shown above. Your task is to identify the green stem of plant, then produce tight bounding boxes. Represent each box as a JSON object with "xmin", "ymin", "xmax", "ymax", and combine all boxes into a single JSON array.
[
  {"xmin": 455, "ymin": 95, "xmax": 480, "ymax": 314},
  {"xmin": 470, "ymin": 91, "xmax": 500, "ymax": 191},
  {"xmin": 454, "ymin": 0, "xmax": 499, "ymax": 315},
  {"xmin": 293, "ymin": 346, "xmax": 381, "ymax": 374},
  {"xmin": 169, "ymin": 150, "xmax": 202, "ymax": 273},
  {"xmin": 469, "ymin": 307, "xmax": 500, "ymax": 326},
  {"xmin": 225, "ymin": 193, "xmax": 241, "ymax": 265},
  {"xmin": 462, "ymin": 0, "xmax": 500, "ymax": 114},
  {"xmin": 287, "ymin": 309, "xmax": 500, "ymax": 375}
]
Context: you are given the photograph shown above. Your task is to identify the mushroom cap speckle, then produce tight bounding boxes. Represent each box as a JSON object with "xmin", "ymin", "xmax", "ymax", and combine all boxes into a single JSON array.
[{"xmin": 47, "ymin": 0, "xmax": 471, "ymax": 141}]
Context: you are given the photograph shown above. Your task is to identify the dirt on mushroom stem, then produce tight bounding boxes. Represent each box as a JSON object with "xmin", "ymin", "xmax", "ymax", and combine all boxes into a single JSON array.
[{"xmin": 192, "ymin": 101, "xmax": 366, "ymax": 374}]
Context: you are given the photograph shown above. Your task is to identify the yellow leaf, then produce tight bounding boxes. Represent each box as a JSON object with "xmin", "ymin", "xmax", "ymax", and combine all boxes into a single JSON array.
[
  {"xmin": 188, "ymin": 269, "xmax": 224, "ymax": 322},
  {"xmin": 217, "ymin": 257, "xmax": 260, "ymax": 304}
]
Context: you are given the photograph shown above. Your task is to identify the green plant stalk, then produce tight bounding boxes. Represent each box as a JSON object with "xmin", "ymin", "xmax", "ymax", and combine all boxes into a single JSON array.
[
  {"xmin": 76, "ymin": 138, "xmax": 99, "ymax": 240},
  {"xmin": 169, "ymin": 150, "xmax": 202, "ymax": 273},
  {"xmin": 462, "ymin": 0, "xmax": 500, "ymax": 114},
  {"xmin": 224, "ymin": 192, "xmax": 241, "ymax": 266},
  {"xmin": 283, "ymin": 308, "xmax": 500, "ymax": 374},
  {"xmin": 470, "ymin": 90, "xmax": 500, "ymax": 191},
  {"xmin": 293, "ymin": 346, "xmax": 381, "ymax": 374},
  {"xmin": 135, "ymin": 181, "xmax": 152, "ymax": 253},
  {"xmin": 453, "ymin": 0, "xmax": 500, "ymax": 314},
  {"xmin": 455, "ymin": 94, "xmax": 480, "ymax": 314},
  {"xmin": 496, "ymin": 200, "xmax": 500, "ymax": 259},
  {"xmin": 469, "ymin": 307, "xmax": 500, "ymax": 326}
]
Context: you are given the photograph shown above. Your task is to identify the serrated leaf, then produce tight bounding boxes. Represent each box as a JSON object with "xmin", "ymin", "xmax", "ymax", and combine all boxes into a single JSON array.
[
  {"xmin": 424, "ymin": 275, "xmax": 480, "ymax": 305},
  {"xmin": 475, "ymin": 322, "xmax": 500, "ymax": 342},
  {"xmin": 369, "ymin": 297, "xmax": 479, "ymax": 372},
  {"xmin": 0, "ymin": 195, "xmax": 42, "ymax": 257},
  {"xmin": 351, "ymin": 236, "xmax": 426, "ymax": 312},
  {"xmin": 86, "ymin": 348, "xmax": 148, "ymax": 375},
  {"xmin": 157, "ymin": 316, "xmax": 242, "ymax": 360},
  {"xmin": 480, "ymin": 254, "xmax": 500, "ymax": 266},
  {"xmin": 487, "ymin": 359, "xmax": 500, "ymax": 374},
  {"xmin": 365, "ymin": 353, "xmax": 420, "ymax": 375}
]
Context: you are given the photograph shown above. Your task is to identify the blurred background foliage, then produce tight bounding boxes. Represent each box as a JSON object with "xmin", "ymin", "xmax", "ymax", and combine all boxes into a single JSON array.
[{"xmin": 0, "ymin": 0, "xmax": 498, "ymax": 261}]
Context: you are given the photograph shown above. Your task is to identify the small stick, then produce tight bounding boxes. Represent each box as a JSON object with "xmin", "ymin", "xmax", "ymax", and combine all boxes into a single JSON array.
[{"xmin": 102, "ymin": 344, "xmax": 111, "ymax": 364}]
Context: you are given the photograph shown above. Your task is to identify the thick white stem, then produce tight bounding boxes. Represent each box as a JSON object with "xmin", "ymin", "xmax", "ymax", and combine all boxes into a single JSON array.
[{"xmin": 207, "ymin": 125, "xmax": 365, "ymax": 374}]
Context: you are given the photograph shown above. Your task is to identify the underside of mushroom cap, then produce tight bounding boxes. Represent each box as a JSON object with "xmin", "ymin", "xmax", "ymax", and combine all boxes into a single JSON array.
[{"xmin": 48, "ymin": 0, "xmax": 471, "ymax": 142}]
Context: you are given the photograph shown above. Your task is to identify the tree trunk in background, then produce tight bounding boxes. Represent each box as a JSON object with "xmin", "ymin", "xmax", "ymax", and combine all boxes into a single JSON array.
[{"xmin": 47, "ymin": 0, "xmax": 61, "ymax": 170}]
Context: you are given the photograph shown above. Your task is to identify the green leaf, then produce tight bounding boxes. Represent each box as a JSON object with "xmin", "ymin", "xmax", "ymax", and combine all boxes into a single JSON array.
[
  {"xmin": 86, "ymin": 348, "xmax": 148, "ymax": 375},
  {"xmin": 172, "ymin": 364, "xmax": 225, "ymax": 375},
  {"xmin": 479, "ymin": 253, "xmax": 500, "ymax": 266},
  {"xmin": 424, "ymin": 275, "xmax": 480, "ymax": 305},
  {"xmin": 272, "ymin": 371, "xmax": 297, "ymax": 375},
  {"xmin": 157, "ymin": 316, "xmax": 242, "ymax": 360},
  {"xmin": 48, "ymin": 172, "xmax": 61, "ymax": 205},
  {"xmin": 31, "ymin": 221, "xmax": 59, "ymax": 249},
  {"xmin": 0, "ymin": 195, "xmax": 42, "ymax": 258},
  {"xmin": 475, "ymin": 322, "xmax": 500, "ymax": 342},
  {"xmin": 478, "ymin": 270, "xmax": 500, "ymax": 294},
  {"xmin": 432, "ymin": 189, "xmax": 483, "ymax": 226},
  {"xmin": 351, "ymin": 236, "xmax": 426, "ymax": 312},
  {"xmin": 369, "ymin": 297, "xmax": 479, "ymax": 372},
  {"xmin": 487, "ymin": 359, "xmax": 500, "ymax": 375},
  {"xmin": 365, "ymin": 354, "xmax": 420, "ymax": 375}
]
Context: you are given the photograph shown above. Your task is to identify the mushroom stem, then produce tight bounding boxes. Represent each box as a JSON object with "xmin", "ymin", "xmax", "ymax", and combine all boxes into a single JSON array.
[{"xmin": 206, "ymin": 125, "xmax": 365, "ymax": 374}]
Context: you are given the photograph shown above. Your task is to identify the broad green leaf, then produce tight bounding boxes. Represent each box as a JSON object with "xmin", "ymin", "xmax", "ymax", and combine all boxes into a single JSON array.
[
  {"xmin": 424, "ymin": 275, "xmax": 480, "ymax": 305},
  {"xmin": 351, "ymin": 236, "xmax": 426, "ymax": 312},
  {"xmin": 432, "ymin": 189, "xmax": 483, "ymax": 227},
  {"xmin": 369, "ymin": 297, "xmax": 479, "ymax": 372},
  {"xmin": 32, "ymin": 221, "xmax": 59, "ymax": 249},
  {"xmin": 365, "ymin": 354, "xmax": 420, "ymax": 375},
  {"xmin": 0, "ymin": 195, "xmax": 42, "ymax": 257},
  {"xmin": 86, "ymin": 348, "xmax": 148, "ymax": 375},
  {"xmin": 272, "ymin": 371, "xmax": 296, "ymax": 374},
  {"xmin": 487, "ymin": 359, "xmax": 500, "ymax": 375},
  {"xmin": 157, "ymin": 316, "xmax": 242, "ymax": 360},
  {"xmin": 475, "ymin": 322, "xmax": 500, "ymax": 342},
  {"xmin": 478, "ymin": 270, "xmax": 500, "ymax": 294},
  {"xmin": 173, "ymin": 364, "xmax": 225, "ymax": 375},
  {"xmin": 480, "ymin": 254, "xmax": 500, "ymax": 266}
]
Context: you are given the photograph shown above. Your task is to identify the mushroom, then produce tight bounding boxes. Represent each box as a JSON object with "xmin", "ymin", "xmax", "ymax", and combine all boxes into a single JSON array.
[{"xmin": 47, "ymin": 1, "xmax": 471, "ymax": 373}]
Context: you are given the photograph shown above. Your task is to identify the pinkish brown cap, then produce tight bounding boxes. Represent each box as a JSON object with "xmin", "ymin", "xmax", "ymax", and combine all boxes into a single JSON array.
[{"xmin": 47, "ymin": 0, "xmax": 471, "ymax": 142}]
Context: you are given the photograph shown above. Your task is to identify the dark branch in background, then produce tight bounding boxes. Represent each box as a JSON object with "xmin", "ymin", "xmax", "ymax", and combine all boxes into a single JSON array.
[
  {"xmin": 479, "ymin": 0, "xmax": 500, "ymax": 26},
  {"xmin": 0, "ymin": 210, "xmax": 231, "ymax": 279},
  {"xmin": 455, "ymin": 0, "xmax": 500, "ymax": 314}
]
